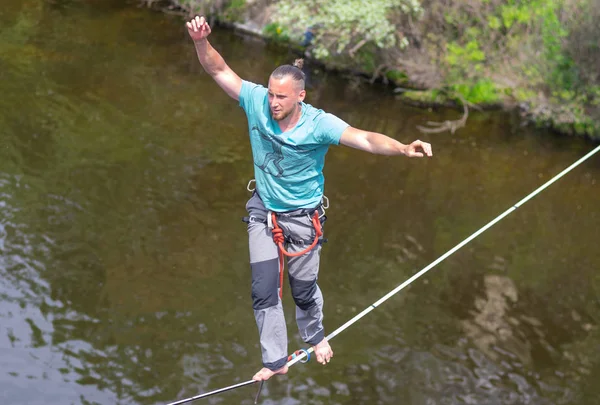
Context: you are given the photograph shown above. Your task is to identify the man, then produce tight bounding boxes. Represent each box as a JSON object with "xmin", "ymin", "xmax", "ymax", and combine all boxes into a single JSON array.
[{"xmin": 186, "ymin": 16, "xmax": 433, "ymax": 382}]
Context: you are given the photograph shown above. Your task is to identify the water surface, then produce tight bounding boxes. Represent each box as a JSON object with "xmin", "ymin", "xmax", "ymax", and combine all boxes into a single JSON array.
[{"xmin": 1, "ymin": 2, "xmax": 599, "ymax": 405}]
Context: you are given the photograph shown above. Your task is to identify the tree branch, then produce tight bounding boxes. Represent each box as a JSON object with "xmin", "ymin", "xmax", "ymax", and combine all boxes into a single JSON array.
[
  {"xmin": 348, "ymin": 39, "xmax": 368, "ymax": 58},
  {"xmin": 416, "ymin": 95, "xmax": 471, "ymax": 134},
  {"xmin": 370, "ymin": 64, "xmax": 390, "ymax": 84}
]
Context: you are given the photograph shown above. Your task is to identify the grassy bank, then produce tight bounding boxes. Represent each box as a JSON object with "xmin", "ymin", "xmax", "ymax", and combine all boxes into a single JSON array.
[{"xmin": 159, "ymin": 0, "xmax": 599, "ymax": 140}]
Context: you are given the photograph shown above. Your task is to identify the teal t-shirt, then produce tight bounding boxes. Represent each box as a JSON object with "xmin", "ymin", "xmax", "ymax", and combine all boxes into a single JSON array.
[{"xmin": 239, "ymin": 80, "xmax": 349, "ymax": 212}]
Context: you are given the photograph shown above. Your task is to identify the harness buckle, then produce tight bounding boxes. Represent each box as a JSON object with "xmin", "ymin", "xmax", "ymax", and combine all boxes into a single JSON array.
[
  {"xmin": 267, "ymin": 211, "xmax": 274, "ymax": 230},
  {"xmin": 317, "ymin": 205, "xmax": 326, "ymax": 219},
  {"xmin": 242, "ymin": 215, "xmax": 267, "ymax": 224}
]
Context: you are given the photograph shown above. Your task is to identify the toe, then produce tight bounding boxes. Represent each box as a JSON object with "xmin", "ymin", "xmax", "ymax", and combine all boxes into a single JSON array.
[{"xmin": 253, "ymin": 369, "xmax": 268, "ymax": 381}]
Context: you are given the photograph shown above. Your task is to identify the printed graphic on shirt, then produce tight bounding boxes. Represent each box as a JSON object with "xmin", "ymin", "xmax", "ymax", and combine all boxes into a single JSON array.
[{"xmin": 252, "ymin": 125, "xmax": 308, "ymax": 178}]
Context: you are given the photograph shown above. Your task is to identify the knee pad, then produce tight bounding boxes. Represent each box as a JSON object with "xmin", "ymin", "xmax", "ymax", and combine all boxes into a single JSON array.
[
  {"xmin": 251, "ymin": 258, "xmax": 279, "ymax": 310},
  {"xmin": 289, "ymin": 276, "xmax": 317, "ymax": 311}
]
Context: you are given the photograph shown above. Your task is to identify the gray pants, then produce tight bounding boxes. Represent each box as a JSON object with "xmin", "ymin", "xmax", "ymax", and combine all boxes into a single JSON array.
[{"xmin": 245, "ymin": 192, "xmax": 326, "ymax": 371}]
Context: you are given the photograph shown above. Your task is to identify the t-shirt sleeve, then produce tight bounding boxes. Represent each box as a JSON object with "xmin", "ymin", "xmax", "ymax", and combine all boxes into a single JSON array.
[
  {"xmin": 239, "ymin": 80, "xmax": 267, "ymax": 114},
  {"xmin": 316, "ymin": 113, "xmax": 350, "ymax": 145}
]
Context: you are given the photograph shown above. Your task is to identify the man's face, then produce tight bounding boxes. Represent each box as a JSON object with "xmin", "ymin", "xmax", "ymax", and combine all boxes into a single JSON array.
[{"xmin": 267, "ymin": 76, "xmax": 305, "ymax": 121}]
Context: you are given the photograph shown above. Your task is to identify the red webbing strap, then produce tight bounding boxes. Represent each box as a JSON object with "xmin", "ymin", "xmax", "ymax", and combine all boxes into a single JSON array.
[{"xmin": 271, "ymin": 211, "xmax": 323, "ymax": 299}]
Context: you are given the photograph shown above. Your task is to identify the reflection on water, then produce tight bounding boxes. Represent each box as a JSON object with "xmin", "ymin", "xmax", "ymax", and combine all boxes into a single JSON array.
[
  {"xmin": 0, "ymin": 173, "xmax": 118, "ymax": 404},
  {"xmin": 1, "ymin": 1, "xmax": 600, "ymax": 405},
  {"xmin": 462, "ymin": 275, "xmax": 530, "ymax": 364}
]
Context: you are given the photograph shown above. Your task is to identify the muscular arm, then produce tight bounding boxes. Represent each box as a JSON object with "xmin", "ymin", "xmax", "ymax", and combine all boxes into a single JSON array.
[
  {"xmin": 188, "ymin": 16, "xmax": 242, "ymax": 101},
  {"xmin": 193, "ymin": 39, "xmax": 242, "ymax": 100},
  {"xmin": 340, "ymin": 126, "xmax": 432, "ymax": 157}
]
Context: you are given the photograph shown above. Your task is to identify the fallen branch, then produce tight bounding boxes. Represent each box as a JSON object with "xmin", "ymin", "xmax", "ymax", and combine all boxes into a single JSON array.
[
  {"xmin": 370, "ymin": 64, "xmax": 390, "ymax": 84},
  {"xmin": 416, "ymin": 95, "xmax": 471, "ymax": 134}
]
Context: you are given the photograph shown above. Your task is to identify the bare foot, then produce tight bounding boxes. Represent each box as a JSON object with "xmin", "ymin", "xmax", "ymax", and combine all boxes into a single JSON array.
[
  {"xmin": 252, "ymin": 365, "xmax": 288, "ymax": 381},
  {"xmin": 313, "ymin": 338, "xmax": 333, "ymax": 365}
]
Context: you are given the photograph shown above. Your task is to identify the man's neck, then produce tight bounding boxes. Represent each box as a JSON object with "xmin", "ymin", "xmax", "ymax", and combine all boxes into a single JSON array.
[{"xmin": 277, "ymin": 103, "xmax": 302, "ymax": 133}]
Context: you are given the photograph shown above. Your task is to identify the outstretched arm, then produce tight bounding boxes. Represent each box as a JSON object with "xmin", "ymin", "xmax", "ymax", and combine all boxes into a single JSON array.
[
  {"xmin": 340, "ymin": 126, "xmax": 433, "ymax": 157},
  {"xmin": 187, "ymin": 16, "xmax": 242, "ymax": 101}
]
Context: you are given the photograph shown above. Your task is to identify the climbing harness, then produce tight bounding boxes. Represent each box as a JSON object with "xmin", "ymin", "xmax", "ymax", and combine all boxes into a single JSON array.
[
  {"xmin": 269, "ymin": 209, "xmax": 324, "ymax": 299},
  {"xmin": 243, "ymin": 182, "xmax": 328, "ymax": 299},
  {"xmin": 166, "ymin": 144, "xmax": 600, "ymax": 405}
]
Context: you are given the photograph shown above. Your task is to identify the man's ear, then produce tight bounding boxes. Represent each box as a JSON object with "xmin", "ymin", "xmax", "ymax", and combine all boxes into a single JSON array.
[{"xmin": 298, "ymin": 89, "xmax": 306, "ymax": 102}]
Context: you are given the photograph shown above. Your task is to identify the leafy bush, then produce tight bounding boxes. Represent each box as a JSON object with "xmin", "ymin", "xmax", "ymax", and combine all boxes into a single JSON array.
[
  {"xmin": 271, "ymin": 0, "xmax": 423, "ymax": 60},
  {"xmin": 263, "ymin": 22, "xmax": 289, "ymax": 43},
  {"xmin": 451, "ymin": 79, "xmax": 500, "ymax": 105},
  {"xmin": 170, "ymin": 0, "xmax": 243, "ymax": 20}
]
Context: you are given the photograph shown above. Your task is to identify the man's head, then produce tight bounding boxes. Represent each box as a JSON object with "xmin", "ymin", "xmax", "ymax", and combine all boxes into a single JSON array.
[{"xmin": 268, "ymin": 59, "xmax": 306, "ymax": 122}]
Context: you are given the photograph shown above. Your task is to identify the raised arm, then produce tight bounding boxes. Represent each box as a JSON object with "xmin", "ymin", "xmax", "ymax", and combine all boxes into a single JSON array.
[
  {"xmin": 186, "ymin": 16, "xmax": 242, "ymax": 101},
  {"xmin": 340, "ymin": 126, "xmax": 433, "ymax": 157}
]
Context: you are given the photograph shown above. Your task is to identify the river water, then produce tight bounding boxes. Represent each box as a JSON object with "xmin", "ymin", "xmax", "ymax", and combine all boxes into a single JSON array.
[{"xmin": 1, "ymin": 2, "xmax": 599, "ymax": 405}]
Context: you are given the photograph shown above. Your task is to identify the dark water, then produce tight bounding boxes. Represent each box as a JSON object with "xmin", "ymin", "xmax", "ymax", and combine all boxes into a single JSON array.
[{"xmin": 1, "ymin": 2, "xmax": 599, "ymax": 405}]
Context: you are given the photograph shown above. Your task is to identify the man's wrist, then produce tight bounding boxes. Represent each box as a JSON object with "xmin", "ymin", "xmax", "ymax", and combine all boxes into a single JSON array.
[{"xmin": 398, "ymin": 143, "xmax": 408, "ymax": 156}]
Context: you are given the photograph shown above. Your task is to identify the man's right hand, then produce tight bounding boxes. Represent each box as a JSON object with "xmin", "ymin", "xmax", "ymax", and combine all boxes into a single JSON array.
[
  {"xmin": 186, "ymin": 14, "xmax": 242, "ymax": 101},
  {"xmin": 186, "ymin": 15, "xmax": 211, "ymax": 42}
]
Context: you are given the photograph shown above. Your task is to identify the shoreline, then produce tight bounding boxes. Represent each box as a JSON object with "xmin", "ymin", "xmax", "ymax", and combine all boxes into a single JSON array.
[{"xmin": 155, "ymin": 1, "xmax": 599, "ymax": 141}]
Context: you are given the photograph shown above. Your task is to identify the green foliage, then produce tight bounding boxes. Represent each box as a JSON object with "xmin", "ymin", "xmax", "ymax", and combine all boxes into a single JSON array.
[
  {"xmin": 222, "ymin": 0, "xmax": 246, "ymax": 21},
  {"xmin": 523, "ymin": 0, "xmax": 579, "ymax": 93},
  {"xmin": 487, "ymin": 15, "xmax": 501, "ymax": 30},
  {"xmin": 356, "ymin": 46, "xmax": 378, "ymax": 72},
  {"xmin": 400, "ymin": 89, "xmax": 448, "ymax": 105},
  {"xmin": 272, "ymin": 0, "xmax": 423, "ymax": 60},
  {"xmin": 263, "ymin": 22, "xmax": 289, "ymax": 43},
  {"xmin": 445, "ymin": 40, "xmax": 485, "ymax": 76},
  {"xmin": 166, "ymin": 0, "xmax": 599, "ymax": 137},
  {"xmin": 171, "ymin": 0, "xmax": 247, "ymax": 21},
  {"xmin": 385, "ymin": 69, "xmax": 408, "ymax": 83},
  {"xmin": 500, "ymin": 0, "xmax": 579, "ymax": 95},
  {"xmin": 499, "ymin": 1, "xmax": 533, "ymax": 29},
  {"xmin": 173, "ymin": 0, "xmax": 204, "ymax": 15},
  {"xmin": 401, "ymin": 80, "xmax": 499, "ymax": 106},
  {"xmin": 439, "ymin": 0, "xmax": 574, "ymax": 88},
  {"xmin": 429, "ymin": 0, "xmax": 598, "ymax": 135},
  {"xmin": 450, "ymin": 79, "xmax": 500, "ymax": 105},
  {"xmin": 532, "ymin": 103, "xmax": 600, "ymax": 139},
  {"xmin": 514, "ymin": 88, "xmax": 537, "ymax": 102},
  {"xmin": 590, "ymin": 86, "xmax": 600, "ymax": 106}
]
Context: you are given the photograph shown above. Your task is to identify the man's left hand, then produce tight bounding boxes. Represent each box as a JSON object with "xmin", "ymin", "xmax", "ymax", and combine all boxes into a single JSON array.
[{"xmin": 405, "ymin": 140, "xmax": 433, "ymax": 158}]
